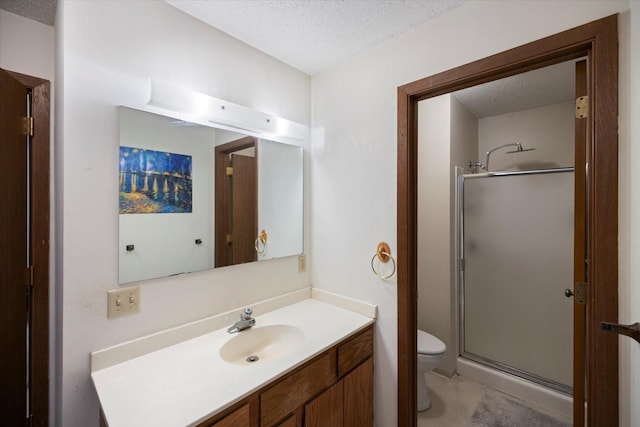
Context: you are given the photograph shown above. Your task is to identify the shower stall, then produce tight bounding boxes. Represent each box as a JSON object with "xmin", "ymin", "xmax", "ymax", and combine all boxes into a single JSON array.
[{"xmin": 457, "ymin": 167, "xmax": 575, "ymax": 397}]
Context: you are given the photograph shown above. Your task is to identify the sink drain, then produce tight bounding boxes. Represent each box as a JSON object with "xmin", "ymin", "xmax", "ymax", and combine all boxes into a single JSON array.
[{"xmin": 246, "ymin": 355, "xmax": 259, "ymax": 363}]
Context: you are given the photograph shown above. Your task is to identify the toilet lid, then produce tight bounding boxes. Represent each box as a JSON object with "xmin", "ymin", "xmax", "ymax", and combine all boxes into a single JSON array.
[{"xmin": 417, "ymin": 329, "xmax": 446, "ymax": 355}]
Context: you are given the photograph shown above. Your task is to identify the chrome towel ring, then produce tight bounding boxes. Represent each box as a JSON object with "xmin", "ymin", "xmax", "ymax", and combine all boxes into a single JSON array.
[{"xmin": 371, "ymin": 241, "xmax": 396, "ymax": 280}]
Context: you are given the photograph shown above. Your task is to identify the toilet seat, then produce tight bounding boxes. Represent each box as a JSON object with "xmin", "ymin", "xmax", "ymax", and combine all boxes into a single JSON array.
[{"xmin": 417, "ymin": 329, "xmax": 446, "ymax": 355}]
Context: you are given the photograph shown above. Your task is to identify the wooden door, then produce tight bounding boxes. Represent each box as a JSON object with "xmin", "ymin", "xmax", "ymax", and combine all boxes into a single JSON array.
[
  {"xmin": 0, "ymin": 69, "xmax": 30, "ymax": 425},
  {"xmin": 572, "ymin": 59, "xmax": 588, "ymax": 427},
  {"xmin": 0, "ymin": 68, "xmax": 50, "ymax": 427},
  {"xmin": 304, "ymin": 381, "xmax": 344, "ymax": 427},
  {"xmin": 343, "ymin": 358, "xmax": 373, "ymax": 427},
  {"xmin": 214, "ymin": 137, "xmax": 257, "ymax": 267},
  {"xmin": 231, "ymin": 153, "xmax": 257, "ymax": 264}
]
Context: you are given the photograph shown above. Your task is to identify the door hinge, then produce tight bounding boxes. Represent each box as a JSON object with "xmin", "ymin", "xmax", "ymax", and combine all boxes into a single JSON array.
[
  {"xmin": 575, "ymin": 282, "xmax": 588, "ymax": 305},
  {"xmin": 226, "ymin": 234, "xmax": 232, "ymax": 243},
  {"xmin": 25, "ymin": 266, "xmax": 34, "ymax": 287},
  {"xmin": 24, "ymin": 116, "xmax": 34, "ymax": 137},
  {"xmin": 226, "ymin": 166, "xmax": 233, "ymax": 176},
  {"xmin": 575, "ymin": 96, "xmax": 588, "ymax": 119}
]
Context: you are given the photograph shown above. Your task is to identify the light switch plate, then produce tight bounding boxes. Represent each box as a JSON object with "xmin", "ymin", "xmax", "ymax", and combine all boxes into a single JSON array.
[
  {"xmin": 298, "ymin": 254, "xmax": 306, "ymax": 272},
  {"xmin": 107, "ymin": 286, "xmax": 140, "ymax": 319}
]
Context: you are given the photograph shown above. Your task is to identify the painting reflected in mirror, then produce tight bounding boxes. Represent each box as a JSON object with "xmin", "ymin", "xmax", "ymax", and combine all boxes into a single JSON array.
[
  {"xmin": 119, "ymin": 146, "xmax": 193, "ymax": 214},
  {"xmin": 119, "ymin": 107, "xmax": 303, "ymax": 284}
]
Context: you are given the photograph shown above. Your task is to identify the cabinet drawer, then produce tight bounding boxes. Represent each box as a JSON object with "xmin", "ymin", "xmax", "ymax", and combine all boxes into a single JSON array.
[
  {"xmin": 260, "ymin": 351, "xmax": 337, "ymax": 427},
  {"xmin": 337, "ymin": 327, "xmax": 373, "ymax": 378}
]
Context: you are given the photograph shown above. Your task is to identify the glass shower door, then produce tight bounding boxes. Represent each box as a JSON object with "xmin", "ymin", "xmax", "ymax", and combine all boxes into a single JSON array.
[{"xmin": 460, "ymin": 169, "xmax": 574, "ymax": 393}]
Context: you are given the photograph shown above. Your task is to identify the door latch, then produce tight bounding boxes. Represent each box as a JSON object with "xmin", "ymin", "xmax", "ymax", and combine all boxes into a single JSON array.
[
  {"xmin": 600, "ymin": 322, "xmax": 640, "ymax": 344},
  {"xmin": 567, "ymin": 282, "xmax": 588, "ymax": 304}
]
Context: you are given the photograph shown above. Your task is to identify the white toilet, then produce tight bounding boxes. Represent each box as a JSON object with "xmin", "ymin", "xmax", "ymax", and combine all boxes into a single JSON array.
[{"xmin": 417, "ymin": 329, "xmax": 446, "ymax": 411}]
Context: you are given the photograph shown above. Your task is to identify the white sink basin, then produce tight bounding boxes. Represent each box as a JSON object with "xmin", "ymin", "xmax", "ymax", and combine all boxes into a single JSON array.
[{"xmin": 219, "ymin": 324, "xmax": 304, "ymax": 365}]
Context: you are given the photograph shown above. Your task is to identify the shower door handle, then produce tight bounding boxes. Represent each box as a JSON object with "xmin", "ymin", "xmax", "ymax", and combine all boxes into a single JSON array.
[{"xmin": 600, "ymin": 322, "xmax": 640, "ymax": 344}]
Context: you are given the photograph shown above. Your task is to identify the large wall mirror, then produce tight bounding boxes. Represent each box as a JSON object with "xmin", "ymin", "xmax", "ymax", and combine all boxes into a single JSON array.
[{"xmin": 118, "ymin": 107, "xmax": 303, "ymax": 284}]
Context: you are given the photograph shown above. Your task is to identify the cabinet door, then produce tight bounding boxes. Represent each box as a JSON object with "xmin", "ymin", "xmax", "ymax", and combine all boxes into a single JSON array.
[
  {"xmin": 304, "ymin": 381, "xmax": 343, "ymax": 427},
  {"xmin": 210, "ymin": 403, "xmax": 250, "ymax": 427},
  {"xmin": 261, "ymin": 352, "xmax": 336, "ymax": 427},
  {"xmin": 343, "ymin": 358, "xmax": 373, "ymax": 427},
  {"xmin": 276, "ymin": 414, "xmax": 298, "ymax": 427}
]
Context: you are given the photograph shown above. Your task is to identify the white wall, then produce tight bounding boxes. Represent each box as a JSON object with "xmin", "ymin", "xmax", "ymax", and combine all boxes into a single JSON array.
[
  {"xmin": 0, "ymin": 10, "xmax": 54, "ymax": 81},
  {"xmin": 310, "ymin": 1, "xmax": 632, "ymax": 426},
  {"xmin": 478, "ymin": 101, "xmax": 575, "ymax": 171},
  {"xmin": 449, "ymin": 95, "xmax": 478, "ymax": 369},
  {"xmin": 118, "ymin": 108, "xmax": 215, "ymax": 284},
  {"xmin": 417, "ymin": 95, "xmax": 452, "ymax": 374},
  {"xmin": 450, "ymin": 96, "xmax": 480, "ymax": 173},
  {"xmin": 631, "ymin": 3, "xmax": 640, "ymax": 424},
  {"xmin": 0, "ymin": 9, "xmax": 57, "ymax": 425},
  {"xmin": 56, "ymin": 1, "xmax": 310, "ymax": 426},
  {"xmin": 621, "ymin": 2, "xmax": 640, "ymax": 426},
  {"xmin": 417, "ymin": 94, "xmax": 478, "ymax": 378},
  {"xmin": 257, "ymin": 139, "xmax": 304, "ymax": 260}
]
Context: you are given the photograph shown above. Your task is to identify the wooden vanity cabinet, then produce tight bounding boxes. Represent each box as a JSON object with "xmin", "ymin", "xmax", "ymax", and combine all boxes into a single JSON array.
[
  {"xmin": 204, "ymin": 398, "xmax": 259, "ymax": 427},
  {"xmin": 275, "ymin": 413, "xmax": 300, "ymax": 427},
  {"xmin": 343, "ymin": 357, "xmax": 373, "ymax": 426},
  {"xmin": 304, "ymin": 355, "xmax": 373, "ymax": 427},
  {"xmin": 209, "ymin": 403, "xmax": 250, "ymax": 427},
  {"xmin": 198, "ymin": 325, "xmax": 373, "ymax": 427},
  {"xmin": 304, "ymin": 377, "xmax": 343, "ymax": 427}
]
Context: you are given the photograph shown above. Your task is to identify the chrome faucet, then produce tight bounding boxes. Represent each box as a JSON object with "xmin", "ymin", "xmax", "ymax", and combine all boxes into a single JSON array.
[{"xmin": 227, "ymin": 308, "xmax": 256, "ymax": 334}]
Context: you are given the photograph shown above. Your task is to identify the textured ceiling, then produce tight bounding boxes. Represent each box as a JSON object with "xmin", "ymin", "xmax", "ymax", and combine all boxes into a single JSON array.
[
  {"xmin": 1, "ymin": 0, "xmax": 573, "ymax": 118},
  {"xmin": 0, "ymin": 0, "xmax": 56, "ymax": 26},
  {"xmin": 166, "ymin": 0, "xmax": 466, "ymax": 75},
  {"xmin": 453, "ymin": 60, "xmax": 577, "ymax": 118}
]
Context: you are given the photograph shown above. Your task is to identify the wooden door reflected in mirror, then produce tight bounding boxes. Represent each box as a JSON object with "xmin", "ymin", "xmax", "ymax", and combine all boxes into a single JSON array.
[{"xmin": 215, "ymin": 137, "xmax": 258, "ymax": 267}]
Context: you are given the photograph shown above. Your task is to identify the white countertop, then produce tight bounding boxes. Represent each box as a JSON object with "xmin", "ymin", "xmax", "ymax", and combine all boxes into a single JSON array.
[{"xmin": 91, "ymin": 297, "xmax": 375, "ymax": 427}]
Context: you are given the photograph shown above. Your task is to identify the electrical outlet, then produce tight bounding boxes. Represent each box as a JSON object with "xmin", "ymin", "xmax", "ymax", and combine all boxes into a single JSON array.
[
  {"xmin": 298, "ymin": 254, "xmax": 306, "ymax": 272},
  {"xmin": 107, "ymin": 286, "xmax": 140, "ymax": 319}
]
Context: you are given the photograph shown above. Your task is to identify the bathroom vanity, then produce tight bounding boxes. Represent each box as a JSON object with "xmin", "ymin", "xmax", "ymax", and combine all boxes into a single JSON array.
[
  {"xmin": 91, "ymin": 291, "xmax": 375, "ymax": 427},
  {"xmin": 205, "ymin": 325, "xmax": 373, "ymax": 427}
]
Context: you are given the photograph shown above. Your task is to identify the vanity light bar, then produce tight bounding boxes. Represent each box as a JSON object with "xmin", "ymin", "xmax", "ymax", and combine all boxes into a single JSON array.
[{"xmin": 146, "ymin": 80, "xmax": 308, "ymax": 142}]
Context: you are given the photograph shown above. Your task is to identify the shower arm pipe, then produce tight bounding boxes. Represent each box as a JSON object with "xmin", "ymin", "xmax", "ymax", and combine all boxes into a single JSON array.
[{"xmin": 484, "ymin": 143, "xmax": 523, "ymax": 172}]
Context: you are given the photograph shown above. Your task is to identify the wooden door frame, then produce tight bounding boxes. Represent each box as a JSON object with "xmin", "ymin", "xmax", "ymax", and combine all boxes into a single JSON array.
[
  {"xmin": 214, "ymin": 136, "xmax": 257, "ymax": 267},
  {"xmin": 4, "ymin": 69, "xmax": 50, "ymax": 426},
  {"xmin": 397, "ymin": 15, "xmax": 618, "ymax": 426}
]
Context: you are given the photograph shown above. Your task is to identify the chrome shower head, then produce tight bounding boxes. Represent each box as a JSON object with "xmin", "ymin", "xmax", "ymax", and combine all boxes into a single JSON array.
[
  {"xmin": 506, "ymin": 147, "xmax": 535, "ymax": 154},
  {"xmin": 505, "ymin": 142, "xmax": 535, "ymax": 154},
  {"xmin": 484, "ymin": 143, "xmax": 535, "ymax": 171}
]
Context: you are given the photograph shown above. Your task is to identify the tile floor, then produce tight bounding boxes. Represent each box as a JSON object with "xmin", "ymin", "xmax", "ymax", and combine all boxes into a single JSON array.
[{"xmin": 417, "ymin": 372, "xmax": 573, "ymax": 427}]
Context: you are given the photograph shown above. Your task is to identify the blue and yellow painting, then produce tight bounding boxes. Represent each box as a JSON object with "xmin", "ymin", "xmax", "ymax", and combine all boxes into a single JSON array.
[{"xmin": 119, "ymin": 146, "xmax": 192, "ymax": 214}]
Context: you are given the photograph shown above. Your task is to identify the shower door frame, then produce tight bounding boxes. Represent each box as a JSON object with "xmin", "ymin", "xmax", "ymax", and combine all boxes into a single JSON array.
[
  {"xmin": 457, "ymin": 167, "xmax": 576, "ymax": 396},
  {"xmin": 397, "ymin": 15, "xmax": 618, "ymax": 427}
]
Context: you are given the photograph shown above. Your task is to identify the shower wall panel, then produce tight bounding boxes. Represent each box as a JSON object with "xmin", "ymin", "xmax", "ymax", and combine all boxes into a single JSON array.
[{"xmin": 462, "ymin": 171, "xmax": 574, "ymax": 388}]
